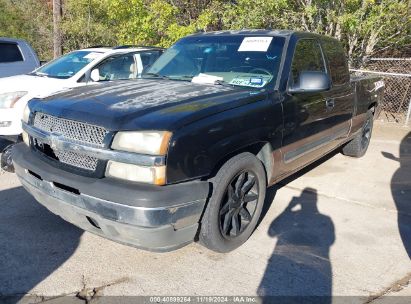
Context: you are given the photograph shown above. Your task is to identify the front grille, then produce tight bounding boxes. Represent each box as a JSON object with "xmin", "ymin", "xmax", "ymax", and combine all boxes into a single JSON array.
[
  {"xmin": 33, "ymin": 112, "xmax": 108, "ymax": 172},
  {"xmin": 54, "ymin": 150, "xmax": 99, "ymax": 171},
  {"xmin": 33, "ymin": 112, "xmax": 108, "ymax": 147}
]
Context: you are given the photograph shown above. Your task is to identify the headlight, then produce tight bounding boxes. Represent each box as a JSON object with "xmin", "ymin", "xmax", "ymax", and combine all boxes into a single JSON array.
[
  {"xmin": 106, "ymin": 161, "xmax": 166, "ymax": 185},
  {"xmin": 111, "ymin": 131, "xmax": 172, "ymax": 155},
  {"xmin": 0, "ymin": 91, "xmax": 28, "ymax": 108},
  {"xmin": 22, "ymin": 104, "xmax": 30, "ymax": 124}
]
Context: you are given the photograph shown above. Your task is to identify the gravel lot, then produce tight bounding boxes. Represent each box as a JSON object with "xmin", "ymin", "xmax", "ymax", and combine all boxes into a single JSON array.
[{"xmin": 0, "ymin": 122, "xmax": 410, "ymax": 303}]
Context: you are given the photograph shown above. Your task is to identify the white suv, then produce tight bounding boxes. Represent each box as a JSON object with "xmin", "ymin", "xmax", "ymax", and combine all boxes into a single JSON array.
[{"xmin": 0, "ymin": 46, "xmax": 164, "ymax": 140}]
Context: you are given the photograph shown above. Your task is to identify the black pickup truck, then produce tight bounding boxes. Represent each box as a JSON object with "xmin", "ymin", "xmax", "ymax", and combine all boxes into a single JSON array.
[{"xmin": 13, "ymin": 30, "xmax": 384, "ymax": 252}]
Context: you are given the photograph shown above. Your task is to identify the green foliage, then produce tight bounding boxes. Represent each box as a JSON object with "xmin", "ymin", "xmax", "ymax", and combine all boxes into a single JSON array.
[
  {"xmin": 291, "ymin": 0, "xmax": 409, "ymax": 64},
  {"xmin": 0, "ymin": 0, "xmax": 409, "ymax": 65},
  {"xmin": 221, "ymin": 0, "xmax": 291, "ymax": 30},
  {"xmin": 107, "ymin": 0, "xmax": 218, "ymax": 47},
  {"xmin": 61, "ymin": 0, "xmax": 117, "ymax": 50},
  {"xmin": 0, "ymin": 0, "xmax": 23, "ymax": 38},
  {"xmin": 0, "ymin": 0, "xmax": 53, "ymax": 60}
]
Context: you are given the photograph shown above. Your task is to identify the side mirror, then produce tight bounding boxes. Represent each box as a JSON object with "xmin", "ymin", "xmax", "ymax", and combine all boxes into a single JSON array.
[
  {"xmin": 289, "ymin": 71, "xmax": 331, "ymax": 94},
  {"xmin": 90, "ymin": 69, "xmax": 100, "ymax": 82}
]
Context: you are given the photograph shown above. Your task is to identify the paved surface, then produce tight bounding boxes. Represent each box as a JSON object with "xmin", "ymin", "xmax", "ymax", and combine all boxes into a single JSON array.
[{"xmin": 0, "ymin": 122, "xmax": 410, "ymax": 303}]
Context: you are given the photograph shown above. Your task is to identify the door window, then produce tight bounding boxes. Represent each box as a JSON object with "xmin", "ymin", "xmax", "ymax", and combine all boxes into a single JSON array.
[
  {"xmin": 290, "ymin": 39, "xmax": 325, "ymax": 87},
  {"xmin": 0, "ymin": 42, "xmax": 24, "ymax": 63},
  {"xmin": 96, "ymin": 54, "xmax": 136, "ymax": 81},
  {"xmin": 322, "ymin": 39, "xmax": 349, "ymax": 86}
]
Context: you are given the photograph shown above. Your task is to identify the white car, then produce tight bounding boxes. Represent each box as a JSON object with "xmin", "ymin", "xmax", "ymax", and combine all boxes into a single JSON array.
[{"xmin": 0, "ymin": 46, "xmax": 164, "ymax": 140}]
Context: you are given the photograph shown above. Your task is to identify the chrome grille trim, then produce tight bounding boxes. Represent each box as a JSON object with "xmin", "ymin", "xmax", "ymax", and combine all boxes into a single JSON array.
[
  {"xmin": 32, "ymin": 112, "xmax": 108, "ymax": 171},
  {"xmin": 33, "ymin": 112, "xmax": 108, "ymax": 147}
]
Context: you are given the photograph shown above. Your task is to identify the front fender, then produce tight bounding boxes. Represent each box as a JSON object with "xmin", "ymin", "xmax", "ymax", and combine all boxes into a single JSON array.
[{"xmin": 166, "ymin": 97, "xmax": 283, "ymax": 184}]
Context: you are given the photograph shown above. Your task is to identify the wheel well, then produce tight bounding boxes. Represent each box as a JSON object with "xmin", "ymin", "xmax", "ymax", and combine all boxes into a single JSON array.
[{"xmin": 209, "ymin": 142, "xmax": 273, "ymax": 182}]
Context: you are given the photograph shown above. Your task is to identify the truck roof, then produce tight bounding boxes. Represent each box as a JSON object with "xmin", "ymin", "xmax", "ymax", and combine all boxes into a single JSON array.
[
  {"xmin": 188, "ymin": 29, "xmax": 337, "ymax": 41},
  {"xmin": 0, "ymin": 37, "xmax": 32, "ymax": 44},
  {"xmin": 83, "ymin": 45, "xmax": 165, "ymax": 52},
  {"xmin": 78, "ymin": 45, "xmax": 165, "ymax": 57}
]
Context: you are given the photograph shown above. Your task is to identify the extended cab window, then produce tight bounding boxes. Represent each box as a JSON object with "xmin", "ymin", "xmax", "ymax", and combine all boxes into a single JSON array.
[
  {"xmin": 322, "ymin": 39, "xmax": 349, "ymax": 86},
  {"xmin": 290, "ymin": 39, "xmax": 325, "ymax": 87},
  {"xmin": 0, "ymin": 42, "xmax": 24, "ymax": 63}
]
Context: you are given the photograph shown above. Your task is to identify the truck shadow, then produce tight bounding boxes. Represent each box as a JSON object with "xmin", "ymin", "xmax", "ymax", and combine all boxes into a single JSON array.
[
  {"xmin": 258, "ymin": 188, "xmax": 334, "ymax": 303},
  {"xmin": 382, "ymin": 131, "xmax": 411, "ymax": 259},
  {"xmin": 0, "ymin": 185, "xmax": 82, "ymax": 302}
]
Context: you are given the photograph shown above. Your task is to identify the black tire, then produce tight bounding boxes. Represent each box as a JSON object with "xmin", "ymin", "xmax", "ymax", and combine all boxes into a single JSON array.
[
  {"xmin": 1, "ymin": 143, "xmax": 15, "ymax": 173},
  {"xmin": 342, "ymin": 110, "xmax": 374, "ymax": 158},
  {"xmin": 199, "ymin": 152, "xmax": 267, "ymax": 253}
]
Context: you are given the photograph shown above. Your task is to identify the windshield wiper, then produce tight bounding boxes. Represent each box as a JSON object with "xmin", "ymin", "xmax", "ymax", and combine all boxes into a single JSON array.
[
  {"xmin": 214, "ymin": 79, "xmax": 233, "ymax": 87},
  {"xmin": 168, "ymin": 75, "xmax": 194, "ymax": 82},
  {"xmin": 143, "ymin": 72, "xmax": 169, "ymax": 79},
  {"xmin": 30, "ymin": 71, "xmax": 49, "ymax": 77}
]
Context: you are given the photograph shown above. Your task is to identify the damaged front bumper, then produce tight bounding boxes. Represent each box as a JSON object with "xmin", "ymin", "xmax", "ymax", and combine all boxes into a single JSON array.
[{"xmin": 12, "ymin": 143, "xmax": 210, "ymax": 252}]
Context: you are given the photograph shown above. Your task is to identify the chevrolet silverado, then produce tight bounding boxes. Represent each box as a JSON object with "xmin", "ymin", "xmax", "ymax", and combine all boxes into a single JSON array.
[{"xmin": 12, "ymin": 30, "xmax": 384, "ymax": 252}]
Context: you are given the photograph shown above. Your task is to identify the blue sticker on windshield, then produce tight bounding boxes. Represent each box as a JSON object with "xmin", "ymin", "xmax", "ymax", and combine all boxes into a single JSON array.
[
  {"xmin": 230, "ymin": 76, "xmax": 268, "ymax": 88},
  {"xmin": 250, "ymin": 77, "xmax": 264, "ymax": 85}
]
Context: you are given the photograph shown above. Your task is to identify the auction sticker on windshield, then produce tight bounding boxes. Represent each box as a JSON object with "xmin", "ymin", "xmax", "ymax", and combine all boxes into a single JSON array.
[
  {"xmin": 229, "ymin": 76, "xmax": 268, "ymax": 88},
  {"xmin": 238, "ymin": 37, "xmax": 273, "ymax": 52}
]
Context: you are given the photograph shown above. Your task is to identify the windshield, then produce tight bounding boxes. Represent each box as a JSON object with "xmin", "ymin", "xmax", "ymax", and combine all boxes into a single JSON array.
[
  {"xmin": 33, "ymin": 50, "xmax": 104, "ymax": 79},
  {"xmin": 146, "ymin": 35, "xmax": 285, "ymax": 88}
]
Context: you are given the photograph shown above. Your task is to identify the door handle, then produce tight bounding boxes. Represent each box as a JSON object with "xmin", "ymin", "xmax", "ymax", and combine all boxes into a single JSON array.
[{"xmin": 325, "ymin": 99, "xmax": 335, "ymax": 109}]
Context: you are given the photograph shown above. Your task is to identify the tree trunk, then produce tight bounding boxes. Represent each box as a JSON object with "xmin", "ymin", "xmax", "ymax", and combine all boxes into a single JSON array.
[{"xmin": 53, "ymin": 0, "xmax": 62, "ymax": 58}]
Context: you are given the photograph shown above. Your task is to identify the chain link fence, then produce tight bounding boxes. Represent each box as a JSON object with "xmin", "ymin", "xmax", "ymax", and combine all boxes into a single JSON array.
[{"xmin": 350, "ymin": 58, "xmax": 411, "ymax": 126}]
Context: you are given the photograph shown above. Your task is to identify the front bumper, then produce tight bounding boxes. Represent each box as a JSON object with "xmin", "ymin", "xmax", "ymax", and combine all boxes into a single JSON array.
[{"xmin": 13, "ymin": 143, "xmax": 210, "ymax": 252}]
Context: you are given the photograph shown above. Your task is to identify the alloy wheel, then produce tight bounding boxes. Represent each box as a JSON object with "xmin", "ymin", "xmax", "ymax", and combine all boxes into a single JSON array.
[{"xmin": 219, "ymin": 171, "xmax": 259, "ymax": 239}]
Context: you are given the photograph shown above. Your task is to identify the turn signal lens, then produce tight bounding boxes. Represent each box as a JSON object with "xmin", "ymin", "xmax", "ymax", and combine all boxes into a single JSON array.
[
  {"xmin": 22, "ymin": 105, "xmax": 30, "ymax": 124},
  {"xmin": 106, "ymin": 161, "xmax": 166, "ymax": 185},
  {"xmin": 22, "ymin": 131, "xmax": 29, "ymax": 146}
]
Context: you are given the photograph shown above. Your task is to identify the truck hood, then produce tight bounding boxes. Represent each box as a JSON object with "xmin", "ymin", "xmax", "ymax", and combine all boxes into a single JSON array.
[
  {"xmin": 0, "ymin": 74, "xmax": 66, "ymax": 97},
  {"xmin": 30, "ymin": 79, "xmax": 267, "ymax": 131}
]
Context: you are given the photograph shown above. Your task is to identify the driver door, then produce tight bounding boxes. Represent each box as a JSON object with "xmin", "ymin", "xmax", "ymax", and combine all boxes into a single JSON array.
[{"xmin": 281, "ymin": 39, "xmax": 337, "ymax": 172}]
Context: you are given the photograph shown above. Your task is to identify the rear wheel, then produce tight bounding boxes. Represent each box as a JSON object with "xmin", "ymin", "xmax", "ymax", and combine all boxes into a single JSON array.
[
  {"xmin": 199, "ymin": 152, "xmax": 266, "ymax": 252},
  {"xmin": 342, "ymin": 110, "xmax": 374, "ymax": 158}
]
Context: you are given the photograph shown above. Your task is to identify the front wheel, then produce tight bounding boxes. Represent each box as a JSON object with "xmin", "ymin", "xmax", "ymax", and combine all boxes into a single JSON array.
[
  {"xmin": 342, "ymin": 110, "xmax": 374, "ymax": 158},
  {"xmin": 1, "ymin": 143, "xmax": 15, "ymax": 173},
  {"xmin": 199, "ymin": 152, "xmax": 267, "ymax": 253}
]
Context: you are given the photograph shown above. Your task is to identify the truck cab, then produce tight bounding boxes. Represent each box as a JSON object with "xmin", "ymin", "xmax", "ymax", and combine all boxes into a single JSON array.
[{"xmin": 0, "ymin": 38, "xmax": 40, "ymax": 78}]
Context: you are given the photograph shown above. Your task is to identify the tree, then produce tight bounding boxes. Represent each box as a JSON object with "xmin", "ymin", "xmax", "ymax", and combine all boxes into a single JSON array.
[
  {"xmin": 0, "ymin": 0, "xmax": 409, "ymax": 64},
  {"xmin": 284, "ymin": 0, "xmax": 410, "ymax": 65},
  {"xmin": 0, "ymin": 0, "xmax": 53, "ymax": 60},
  {"xmin": 61, "ymin": 0, "xmax": 117, "ymax": 50},
  {"xmin": 53, "ymin": 0, "xmax": 63, "ymax": 58}
]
